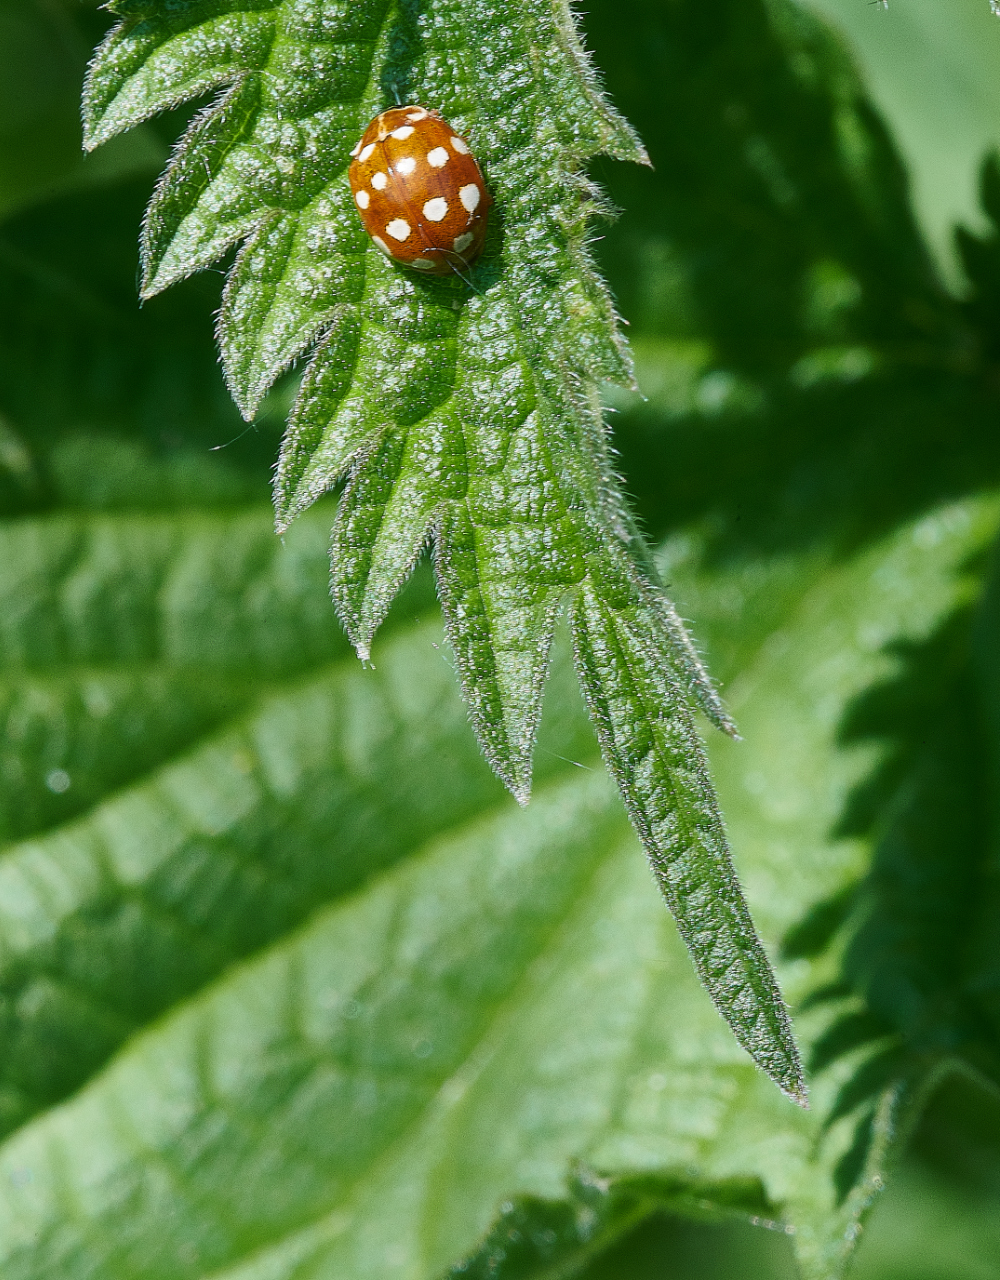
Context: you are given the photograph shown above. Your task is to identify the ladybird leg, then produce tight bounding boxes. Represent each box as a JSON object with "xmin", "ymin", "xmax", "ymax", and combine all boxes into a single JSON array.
[
  {"xmin": 443, "ymin": 257, "xmax": 482, "ymax": 295},
  {"xmin": 431, "ymin": 244, "xmax": 483, "ymax": 294}
]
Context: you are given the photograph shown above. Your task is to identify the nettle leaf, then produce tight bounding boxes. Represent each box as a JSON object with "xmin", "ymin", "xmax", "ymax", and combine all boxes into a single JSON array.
[
  {"xmin": 82, "ymin": 0, "xmax": 804, "ymax": 1093},
  {"xmin": 0, "ymin": 483, "xmax": 992, "ymax": 1280},
  {"xmin": 571, "ymin": 581, "xmax": 797, "ymax": 1096}
]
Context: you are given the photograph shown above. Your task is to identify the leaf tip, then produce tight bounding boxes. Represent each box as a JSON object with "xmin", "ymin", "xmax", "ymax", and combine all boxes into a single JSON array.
[
  {"xmin": 481, "ymin": 747, "xmax": 534, "ymax": 807},
  {"xmin": 752, "ymin": 1018, "xmax": 809, "ymax": 1100},
  {"xmin": 271, "ymin": 470, "xmax": 296, "ymax": 538},
  {"xmin": 480, "ymin": 751, "xmax": 535, "ymax": 809},
  {"xmin": 510, "ymin": 778, "xmax": 532, "ymax": 808},
  {"xmin": 481, "ymin": 742, "xmax": 535, "ymax": 808},
  {"xmin": 138, "ymin": 225, "xmax": 178, "ymax": 301},
  {"xmin": 223, "ymin": 369, "xmax": 261, "ymax": 424},
  {"xmin": 80, "ymin": 98, "xmax": 111, "ymax": 153},
  {"xmin": 778, "ymin": 1071, "xmax": 810, "ymax": 1109}
]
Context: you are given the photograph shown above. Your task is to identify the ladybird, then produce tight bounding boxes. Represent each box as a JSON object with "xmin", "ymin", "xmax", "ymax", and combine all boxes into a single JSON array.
[{"xmin": 348, "ymin": 105, "xmax": 491, "ymax": 276}]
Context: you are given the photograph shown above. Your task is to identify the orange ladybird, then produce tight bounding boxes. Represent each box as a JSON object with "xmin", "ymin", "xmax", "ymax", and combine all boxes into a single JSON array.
[{"xmin": 348, "ymin": 105, "xmax": 491, "ymax": 276}]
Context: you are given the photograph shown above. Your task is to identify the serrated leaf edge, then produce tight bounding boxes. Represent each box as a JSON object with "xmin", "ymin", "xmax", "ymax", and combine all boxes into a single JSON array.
[
  {"xmin": 570, "ymin": 583, "xmax": 806, "ymax": 1104},
  {"xmin": 140, "ymin": 77, "xmax": 262, "ymax": 298}
]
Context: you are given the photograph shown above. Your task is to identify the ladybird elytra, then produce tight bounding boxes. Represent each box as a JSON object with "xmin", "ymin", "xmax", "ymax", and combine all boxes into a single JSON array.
[{"xmin": 348, "ymin": 105, "xmax": 491, "ymax": 276}]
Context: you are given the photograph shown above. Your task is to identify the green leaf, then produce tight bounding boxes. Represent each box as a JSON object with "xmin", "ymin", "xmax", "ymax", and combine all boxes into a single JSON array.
[
  {"xmin": 0, "ymin": 486, "xmax": 991, "ymax": 1280},
  {"xmin": 805, "ymin": 0, "xmax": 1000, "ymax": 282},
  {"xmin": 441, "ymin": 1168, "xmax": 784, "ymax": 1280},
  {"xmin": 571, "ymin": 580, "xmax": 803, "ymax": 1102},
  {"xmin": 81, "ymin": 0, "xmax": 802, "ymax": 1091}
]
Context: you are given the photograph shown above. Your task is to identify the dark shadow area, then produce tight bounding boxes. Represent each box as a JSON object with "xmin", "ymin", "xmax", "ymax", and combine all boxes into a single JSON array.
[
  {"xmin": 833, "ymin": 597, "xmax": 999, "ymax": 1067},
  {"xmin": 774, "ymin": 556, "xmax": 1000, "ymax": 1204},
  {"xmin": 957, "ymin": 152, "xmax": 1000, "ymax": 369},
  {"xmin": 443, "ymin": 1168, "xmax": 797, "ymax": 1280},
  {"xmin": 910, "ymin": 1068, "xmax": 1000, "ymax": 1199},
  {"xmin": 612, "ymin": 370, "xmax": 1000, "ymax": 561},
  {"xmin": 0, "ymin": 175, "xmax": 281, "ymax": 516},
  {"xmin": 580, "ymin": 0, "xmax": 1000, "ymax": 1200},
  {"xmin": 584, "ymin": 0, "xmax": 1000, "ymax": 566},
  {"xmin": 588, "ymin": 0, "xmax": 950, "ymax": 365},
  {"xmin": 378, "ymin": 0, "xmax": 425, "ymax": 109},
  {"xmin": 578, "ymin": 1211, "xmax": 798, "ymax": 1280},
  {"xmin": 563, "ymin": 1080, "xmax": 1000, "ymax": 1279},
  {"xmin": 0, "ymin": 0, "xmax": 283, "ymax": 520}
]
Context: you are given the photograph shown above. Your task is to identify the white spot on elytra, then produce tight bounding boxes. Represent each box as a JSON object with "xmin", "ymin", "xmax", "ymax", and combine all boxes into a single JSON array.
[
  {"xmin": 412, "ymin": 258, "xmax": 435, "ymax": 269},
  {"xmin": 391, "ymin": 125, "xmax": 415, "ymax": 140},
  {"xmin": 423, "ymin": 197, "xmax": 448, "ymax": 221},
  {"xmin": 386, "ymin": 218, "xmax": 411, "ymax": 241},
  {"xmin": 453, "ymin": 231, "xmax": 474, "ymax": 252},
  {"xmin": 395, "ymin": 156, "xmax": 416, "ymax": 176},
  {"xmin": 427, "ymin": 146, "xmax": 449, "ymax": 168},
  {"xmin": 371, "ymin": 171, "xmax": 387, "ymax": 190},
  {"xmin": 406, "ymin": 109, "xmax": 428, "ymax": 121},
  {"xmin": 355, "ymin": 189, "xmax": 370, "ymax": 209},
  {"xmin": 450, "ymin": 136, "xmax": 469, "ymax": 154},
  {"xmin": 350, "ymin": 139, "xmax": 363, "ymax": 157},
  {"xmin": 372, "ymin": 235, "xmax": 391, "ymax": 254},
  {"xmin": 459, "ymin": 183, "xmax": 480, "ymax": 212},
  {"xmin": 359, "ymin": 143, "xmax": 375, "ymax": 161}
]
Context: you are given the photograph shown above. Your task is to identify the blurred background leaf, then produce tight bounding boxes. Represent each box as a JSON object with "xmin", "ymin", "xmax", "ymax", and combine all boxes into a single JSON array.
[
  {"xmin": 0, "ymin": 0, "xmax": 163, "ymax": 222},
  {"xmin": 803, "ymin": 0, "xmax": 1000, "ymax": 285},
  {"xmin": 1, "ymin": 0, "xmax": 1000, "ymax": 1276}
]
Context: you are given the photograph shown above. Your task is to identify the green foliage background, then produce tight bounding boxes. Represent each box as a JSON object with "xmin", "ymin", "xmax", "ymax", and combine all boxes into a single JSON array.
[{"xmin": 1, "ymin": 0, "xmax": 1000, "ymax": 1276}]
